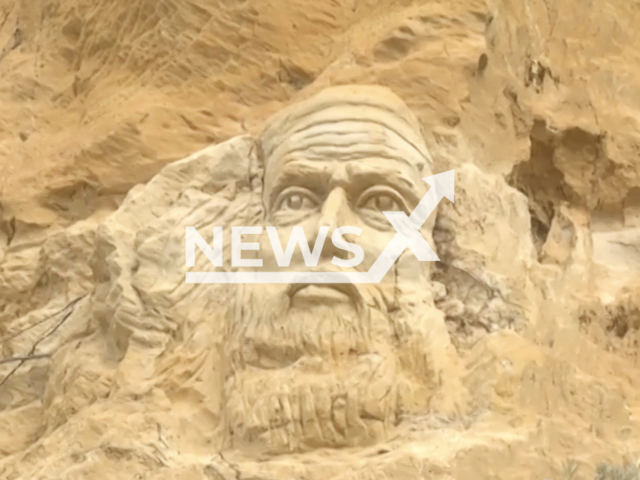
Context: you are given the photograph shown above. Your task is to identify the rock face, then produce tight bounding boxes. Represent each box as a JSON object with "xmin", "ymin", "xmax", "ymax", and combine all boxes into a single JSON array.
[{"xmin": 1, "ymin": 1, "xmax": 640, "ymax": 479}]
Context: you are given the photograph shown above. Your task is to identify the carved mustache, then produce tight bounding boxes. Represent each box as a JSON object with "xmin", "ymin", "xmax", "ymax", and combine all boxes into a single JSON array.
[
  {"xmin": 286, "ymin": 281, "xmax": 364, "ymax": 313},
  {"xmin": 278, "ymin": 265, "xmax": 395, "ymax": 316}
]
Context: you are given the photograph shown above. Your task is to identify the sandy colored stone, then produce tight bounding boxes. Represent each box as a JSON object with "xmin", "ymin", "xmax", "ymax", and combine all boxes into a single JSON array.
[{"xmin": 1, "ymin": 1, "xmax": 640, "ymax": 478}]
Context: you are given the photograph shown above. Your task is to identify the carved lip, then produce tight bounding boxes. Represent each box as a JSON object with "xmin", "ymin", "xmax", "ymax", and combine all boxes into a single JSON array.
[{"xmin": 286, "ymin": 282, "xmax": 363, "ymax": 310}]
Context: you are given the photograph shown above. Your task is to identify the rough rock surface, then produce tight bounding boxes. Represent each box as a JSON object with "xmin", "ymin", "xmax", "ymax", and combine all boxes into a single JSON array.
[{"xmin": 1, "ymin": 0, "xmax": 640, "ymax": 479}]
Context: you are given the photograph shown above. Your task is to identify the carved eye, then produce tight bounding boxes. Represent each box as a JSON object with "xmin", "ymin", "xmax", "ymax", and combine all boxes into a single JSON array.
[
  {"xmin": 273, "ymin": 187, "xmax": 319, "ymax": 213},
  {"xmin": 357, "ymin": 188, "xmax": 405, "ymax": 213},
  {"xmin": 357, "ymin": 187, "xmax": 408, "ymax": 230}
]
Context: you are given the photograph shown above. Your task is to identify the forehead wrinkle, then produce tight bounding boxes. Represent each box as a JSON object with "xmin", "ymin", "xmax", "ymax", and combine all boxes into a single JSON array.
[
  {"xmin": 265, "ymin": 118, "xmax": 430, "ymax": 169},
  {"xmin": 287, "ymin": 117, "xmax": 422, "ymax": 151},
  {"xmin": 346, "ymin": 161, "xmax": 421, "ymax": 187},
  {"xmin": 290, "ymin": 120, "xmax": 389, "ymax": 141},
  {"xmin": 271, "ymin": 142, "xmax": 426, "ymax": 171},
  {"xmin": 283, "ymin": 128, "xmax": 394, "ymax": 155},
  {"xmin": 270, "ymin": 149, "xmax": 422, "ymax": 179}
]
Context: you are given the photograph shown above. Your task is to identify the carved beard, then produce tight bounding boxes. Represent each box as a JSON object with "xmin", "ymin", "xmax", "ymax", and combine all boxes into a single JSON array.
[{"xmin": 221, "ymin": 283, "xmax": 440, "ymax": 454}]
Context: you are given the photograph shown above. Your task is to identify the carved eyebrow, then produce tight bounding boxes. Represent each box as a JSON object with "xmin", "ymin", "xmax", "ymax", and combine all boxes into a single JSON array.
[
  {"xmin": 344, "ymin": 163, "xmax": 423, "ymax": 206},
  {"xmin": 266, "ymin": 159, "xmax": 424, "ymax": 210},
  {"xmin": 267, "ymin": 163, "xmax": 332, "ymax": 208}
]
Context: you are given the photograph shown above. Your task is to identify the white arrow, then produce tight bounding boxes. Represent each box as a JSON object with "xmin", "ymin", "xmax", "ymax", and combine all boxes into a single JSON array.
[{"xmin": 365, "ymin": 170, "xmax": 455, "ymax": 282}]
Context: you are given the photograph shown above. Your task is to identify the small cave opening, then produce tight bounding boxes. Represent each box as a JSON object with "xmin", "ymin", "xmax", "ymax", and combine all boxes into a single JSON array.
[{"xmin": 506, "ymin": 121, "xmax": 582, "ymax": 257}]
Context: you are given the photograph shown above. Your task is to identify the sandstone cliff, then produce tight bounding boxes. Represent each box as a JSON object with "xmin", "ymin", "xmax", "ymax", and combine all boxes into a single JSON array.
[{"xmin": 1, "ymin": 0, "xmax": 640, "ymax": 479}]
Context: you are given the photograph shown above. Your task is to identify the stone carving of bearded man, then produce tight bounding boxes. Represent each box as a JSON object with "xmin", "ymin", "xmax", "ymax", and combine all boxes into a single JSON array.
[{"xmin": 220, "ymin": 85, "xmax": 467, "ymax": 455}]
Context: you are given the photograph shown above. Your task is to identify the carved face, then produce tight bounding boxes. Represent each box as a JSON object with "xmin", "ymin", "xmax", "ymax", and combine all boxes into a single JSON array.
[
  {"xmin": 260, "ymin": 118, "xmax": 432, "ymax": 279},
  {"xmin": 221, "ymin": 87, "xmax": 456, "ymax": 455}
]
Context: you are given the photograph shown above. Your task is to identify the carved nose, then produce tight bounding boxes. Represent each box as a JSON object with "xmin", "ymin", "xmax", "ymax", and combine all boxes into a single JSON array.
[
  {"xmin": 315, "ymin": 187, "xmax": 354, "ymax": 261},
  {"xmin": 319, "ymin": 187, "xmax": 351, "ymax": 231}
]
